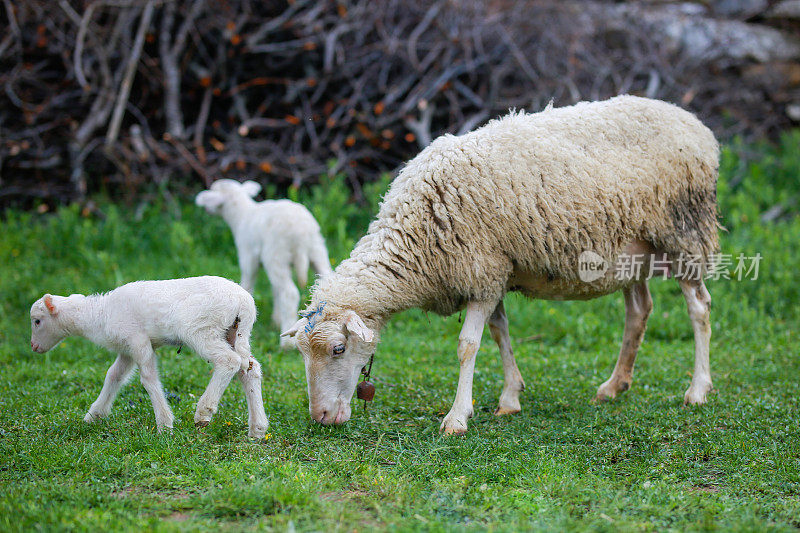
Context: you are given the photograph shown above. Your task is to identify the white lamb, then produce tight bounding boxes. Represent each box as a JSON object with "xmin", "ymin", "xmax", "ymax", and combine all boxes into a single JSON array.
[
  {"xmin": 196, "ymin": 179, "xmax": 332, "ymax": 349},
  {"xmin": 29, "ymin": 276, "xmax": 268, "ymax": 438}
]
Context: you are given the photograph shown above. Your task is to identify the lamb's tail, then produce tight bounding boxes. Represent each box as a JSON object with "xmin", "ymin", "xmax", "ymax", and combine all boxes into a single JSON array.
[{"xmin": 227, "ymin": 294, "xmax": 257, "ymax": 372}]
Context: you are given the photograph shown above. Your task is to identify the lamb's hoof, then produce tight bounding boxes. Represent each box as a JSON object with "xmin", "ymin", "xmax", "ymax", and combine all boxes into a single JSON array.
[
  {"xmin": 195, "ymin": 420, "xmax": 210, "ymax": 428},
  {"xmin": 83, "ymin": 412, "xmax": 102, "ymax": 424},
  {"xmin": 249, "ymin": 424, "xmax": 268, "ymax": 439},
  {"xmin": 493, "ymin": 405, "xmax": 521, "ymax": 416}
]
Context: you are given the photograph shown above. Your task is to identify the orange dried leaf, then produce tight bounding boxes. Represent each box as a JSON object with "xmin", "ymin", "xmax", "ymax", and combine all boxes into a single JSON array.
[
  {"xmin": 337, "ymin": 4, "xmax": 347, "ymax": 16},
  {"xmin": 235, "ymin": 159, "xmax": 246, "ymax": 170},
  {"xmin": 209, "ymin": 137, "xmax": 225, "ymax": 151},
  {"xmin": 303, "ymin": 41, "xmax": 317, "ymax": 51},
  {"xmin": 199, "ymin": 76, "xmax": 212, "ymax": 87},
  {"xmin": 373, "ymin": 101, "xmax": 385, "ymax": 115},
  {"xmin": 285, "ymin": 115, "xmax": 301, "ymax": 125},
  {"xmin": 405, "ymin": 133, "xmax": 416, "ymax": 143},
  {"xmin": 259, "ymin": 161, "xmax": 272, "ymax": 173},
  {"xmin": 345, "ymin": 136, "xmax": 356, "ymax": 147},
  {"xmin": 226, "ymin": 21, "xmax": 236, "ymax": 31},
  {"xmin": 231, "ymin": 34, "xmax": 242, "ymax": 45},
  {"xmin": 381, "ymin": 129, "xmax": 395, "ymax": 139}
]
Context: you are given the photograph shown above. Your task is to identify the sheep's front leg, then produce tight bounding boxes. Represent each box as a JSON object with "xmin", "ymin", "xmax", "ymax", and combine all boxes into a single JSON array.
[
  {"xmin": 488, "ymin": 301, "xmax": 525, "ymax": 415},
  {"xmin": 237, "ymin": 357, "xmax": 269, "ymax": 439},
  {"xmin": 441, "ymin": 300, "xmax": 496, "ymax": 435},
  {"xmin": 194, "ymin": 345, "xmax": 241, "ymax": 428},
  {"xmin": 679, "ymin": 279, "xmax": 713, "ymax": 405},
  {"xmin": 135, "ymin": 343, "xmax": 174, "ymax": 431},
  {"xmin": 262, "ymin": 255, "xmax": 300, "ymax": 350},
  {"xmin": 596, "ymin": 281, "xmax": 652, "ymax": 401},
  {"xmin": 84, "ymin": 354, "xmax": 135, "ymax": 423}
]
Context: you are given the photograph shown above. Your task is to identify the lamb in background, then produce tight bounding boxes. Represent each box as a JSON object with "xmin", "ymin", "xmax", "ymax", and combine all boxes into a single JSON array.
[
  {"xmin": 29, "ymin": 276, "xmax": 268, "ymax": 438},
  {"xmin": 282, "ymin": 95, "xmax": 720, "ymax": 434},
  {"xmin": 196, "ymin": 179, "xmax": 332, "ymax": 349}
]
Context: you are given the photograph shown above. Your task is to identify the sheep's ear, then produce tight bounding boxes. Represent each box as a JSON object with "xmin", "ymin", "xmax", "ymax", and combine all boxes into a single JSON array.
[
  {"xmin": 43, "ymin": 294, "xmax": 57, "ymax": 316},
  {"xmin": 195, "ymin": 190, "xmax": 225, "ymax": 210},
  {"xmin": 241, "ymin": 180, "xmax": 261, "ymax": 198},
  {"xmin": 281, "ymin": 318, "xmax": 308, "ymax": 338},
  {"xmin": 343, "ymin": 310, "xmax": 374, "ymax": 343}
]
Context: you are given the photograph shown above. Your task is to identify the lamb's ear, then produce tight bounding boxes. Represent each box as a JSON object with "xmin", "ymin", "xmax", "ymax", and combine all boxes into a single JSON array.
[
  {"xmin": 195, "ymin": 190, "xmax": 225, "ymax": 210},
  {"xmin": 43, "ymin": 294, "xmax": 57, "ymax": 316},
  {"xmin": 343, "ymin": 310, "xmax": 374, "ymax": 343},
  {"xmin": 281, "ymin": 318, "xmax": 308, "ymax": 338},
  {"xmin": 241, "ymin": 180, "xmax": 261, "ymax": 198}
]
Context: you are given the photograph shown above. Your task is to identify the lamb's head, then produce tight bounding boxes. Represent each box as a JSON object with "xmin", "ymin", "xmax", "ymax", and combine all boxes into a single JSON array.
[
  {"xmin": 282, "ymin": 304, "xmax": 378, "ymax": 425},
  {"xmin": 195, "ymin": 179, "xmax": 261, "ymax": 215},
  {"xmin": 30, "ymin": 294, "xmax": 70, "ymax": 353}
]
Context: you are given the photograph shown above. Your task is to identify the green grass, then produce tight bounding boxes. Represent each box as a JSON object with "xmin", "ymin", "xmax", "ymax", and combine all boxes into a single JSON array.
[{"xmin": 1, "ymin": 134, "xmax": 799, "ymax": 531}]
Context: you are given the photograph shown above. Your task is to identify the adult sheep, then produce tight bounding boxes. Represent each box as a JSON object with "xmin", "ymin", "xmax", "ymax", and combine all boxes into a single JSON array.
[{"xmin": 282, "ymin": 95, "xmax": 720, "ymax": 435}]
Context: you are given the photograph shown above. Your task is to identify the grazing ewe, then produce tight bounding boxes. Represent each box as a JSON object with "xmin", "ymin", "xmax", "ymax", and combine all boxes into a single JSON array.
[
  {"xmin": 196, "ymin": 179, "xmax": 332, "ymax": 349},
  {"xmin": 283, "ymin": 95, "xmax": 720, "ymax": 434},
  {"xmin": 30, "ymin": 276, "xmax": 268, "ymax": 438}
]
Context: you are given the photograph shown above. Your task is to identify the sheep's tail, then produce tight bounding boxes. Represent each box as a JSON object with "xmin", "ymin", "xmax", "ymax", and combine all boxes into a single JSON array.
[{"xmin": 228, "ymin": 294, "xmax": 257, "ymax": 373}]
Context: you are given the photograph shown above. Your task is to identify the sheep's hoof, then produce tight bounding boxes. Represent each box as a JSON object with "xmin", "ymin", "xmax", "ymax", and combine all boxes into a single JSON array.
[
  {"xmin": 157, "ymin": 425, "xmax": 174, "ymax": 433},
  {"xmin": 493, "ymin": 405, "xmax": 521, "ymax": 416},
  {"xmin": 440, "ymin": 413, "xmax": 469, "ymax": 436},
  {"xmin": 595, "ymin": 379, "xmax": 631, "ymax": 402},
  {"xmin": 195, "ymin": 420, "xmax": 210, "ymax": 428}
]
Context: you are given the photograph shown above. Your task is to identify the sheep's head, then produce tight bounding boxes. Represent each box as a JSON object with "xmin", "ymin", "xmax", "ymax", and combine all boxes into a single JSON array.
[
  {"xmin": 195, "ymin": 179, "xmax": 261, "ymax": 214},
  {"xmin": 282, "ymin": 304, "xmax": 378, "ymax": 425},
  {"xmin": 30, "ymin": 294, "xmax": 69, "ymax": 353}
]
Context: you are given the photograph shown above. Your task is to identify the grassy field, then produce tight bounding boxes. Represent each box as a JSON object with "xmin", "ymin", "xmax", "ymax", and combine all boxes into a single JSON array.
[{"xmin": 1, "ymin": 133, "xmax": 799, "ymax": 531}]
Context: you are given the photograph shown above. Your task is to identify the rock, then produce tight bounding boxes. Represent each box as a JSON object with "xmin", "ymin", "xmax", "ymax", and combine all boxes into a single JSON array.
[
  {"xmin": 607, "ymin": 4, "xmax": 800, "ymax": 63},
  {"xmin": 766, "ymin": 0, "xmax": 800, "ymax": 19},
  {"xmin": 714, "ymin": 0, "xmax": 769, "ymax": 18}
]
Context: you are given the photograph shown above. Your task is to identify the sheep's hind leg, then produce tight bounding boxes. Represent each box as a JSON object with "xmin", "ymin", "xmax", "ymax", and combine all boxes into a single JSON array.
[
  {"xmin": 194, "ymin": 342, "xmax": 241, "ymax": 428},
  {"xmin": 679, "ymin": 278, "xmax": 713, "ymax": 405},
  {"xmin": 237, "ymin": 357, "xmax": 269, "ymax": 439},
  {"xmin": 135, "ymin": 342, "xmax": 175, "ymax": 432},
  {"xmin": 441, "ymin": 300, "xmax": 496, "ymax": 436},
  {"xmin": 488, "ymin": 300, "xmax": 525, "ymax": 415},
  {"xmin": 85, "ymin": 354, "xmax": 135, "ymax": 423},
  {"xmin": 596, "ymin": 281, "xmax": 652, "ymax": 402}
]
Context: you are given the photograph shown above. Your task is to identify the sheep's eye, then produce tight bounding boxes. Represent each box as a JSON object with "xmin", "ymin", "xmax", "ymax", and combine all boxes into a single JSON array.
[
  {"xmin": 332, "ymin": 344, "xmax": 345, "ymax": 356},
  {"xmin": 34, "ymin": 319, "xmax": 41, "ymax": 326}
]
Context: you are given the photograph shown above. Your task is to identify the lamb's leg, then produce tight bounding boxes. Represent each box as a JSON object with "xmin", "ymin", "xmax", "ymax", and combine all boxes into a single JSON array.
[
  {"xmin": 136, "ymin": 342, "xmax": 174, "ymax": 431},
  {"xmin": 488, "ymin": 300, "xmax": 525, "ymax": 415},
  {"xmin": 596, "ymin": 281, "xmax": 652, "ymax": 401},
  {"xmin": 262, "ymin": 255, "xmax": 300, "ymax": 350},
  {"xmin": 441, "ymin": 300, "xmax": 496, "ymax": 435},
  {"xmin": 679, "ymin": 278, "xmax": 713, "ymax": 405},
  {"xmin": 84, "ymin": 354, "xmax": 135, "ymax": 423},
  {"xmin": 238, "ymin": 248, "xmax": 260, "ymax": 294},
  {"xmin": 194, "ymin": 343, "xmax": 241, "ymax": 427},
  {"xmin": 237, "ymin": 357, "xmax": 269, "ymax": 439}
]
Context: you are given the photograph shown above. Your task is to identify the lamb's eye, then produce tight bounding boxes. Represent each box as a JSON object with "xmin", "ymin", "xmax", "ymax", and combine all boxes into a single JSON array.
[
  {"xmin": 34, "ymin": 319, "xmax": 41, "ymax": 326},
  {"xmin": 332, "ymin": 344, "xmax": 345, "ymax": 356}
]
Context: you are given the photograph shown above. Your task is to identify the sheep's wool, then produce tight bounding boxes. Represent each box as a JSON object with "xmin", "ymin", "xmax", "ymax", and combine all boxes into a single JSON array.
[{"xmin": 312, "ymin": 95, "xmax": 719, "ymax": 318}]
